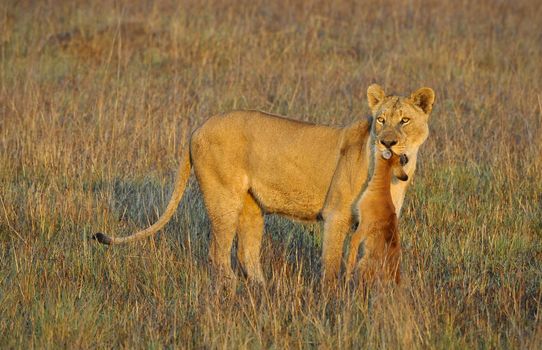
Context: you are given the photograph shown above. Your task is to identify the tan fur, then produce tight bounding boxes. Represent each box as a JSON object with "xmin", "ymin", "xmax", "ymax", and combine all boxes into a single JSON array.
[
  {"xmin": 346, "ymin": 152, "xmax": 406, "ymax": 285},
  {"xmin": 93, "ymin": 84, "xmax": 435, "ymax": 285}
]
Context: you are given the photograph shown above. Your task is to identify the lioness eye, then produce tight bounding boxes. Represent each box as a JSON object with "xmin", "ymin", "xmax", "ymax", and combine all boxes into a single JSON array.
[
  {"xmin": 377, "ymin": 117, "xmax": 385, "ymax": 124},
  {"xmin": 401, "ymin": 117, "xmax": 410, "ymax": 124}
]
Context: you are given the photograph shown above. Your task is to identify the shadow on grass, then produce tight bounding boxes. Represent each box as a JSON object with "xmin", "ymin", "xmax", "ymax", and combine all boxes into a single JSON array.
[{"xmin": 100, "ymin": 175, "xmax": 324, "ymax": 282}]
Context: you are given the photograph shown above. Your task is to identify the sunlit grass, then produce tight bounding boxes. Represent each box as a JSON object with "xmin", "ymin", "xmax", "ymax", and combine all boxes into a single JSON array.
[{"xmin": 1, "ymin": 0, "xmax": 541, "ymax": 348}]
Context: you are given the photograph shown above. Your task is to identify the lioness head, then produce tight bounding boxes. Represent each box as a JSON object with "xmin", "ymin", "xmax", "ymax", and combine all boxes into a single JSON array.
[{"xmin": 367, "ymin": 84, "xmax": 435, "ymax": 158}]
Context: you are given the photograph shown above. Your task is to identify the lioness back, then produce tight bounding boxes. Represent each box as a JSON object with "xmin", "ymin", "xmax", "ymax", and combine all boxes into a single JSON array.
[{"xmin": 190, "ymin": 110, "xmax": 343, "ymax": 220}]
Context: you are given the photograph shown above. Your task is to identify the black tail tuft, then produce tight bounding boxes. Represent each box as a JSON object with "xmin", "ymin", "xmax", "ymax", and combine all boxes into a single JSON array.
[{"xmin": 91, "ymin": 232, "xmax": 112, "ymax": 245}]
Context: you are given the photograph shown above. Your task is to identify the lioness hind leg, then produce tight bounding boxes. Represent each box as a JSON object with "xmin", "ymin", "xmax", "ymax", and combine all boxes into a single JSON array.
[
  {"xmin": 201, "ymin": 187, "xmax": 245, "ymax": 281},
  {"xmin": 237, "ymin": 193, "xmax": 265, "ymax": 284}
]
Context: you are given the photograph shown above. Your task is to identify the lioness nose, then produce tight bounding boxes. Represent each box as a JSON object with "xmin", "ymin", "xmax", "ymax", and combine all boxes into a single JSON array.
[{"xmin": 380, "ymin": 139, "xmax": 397, "ymax": 148}]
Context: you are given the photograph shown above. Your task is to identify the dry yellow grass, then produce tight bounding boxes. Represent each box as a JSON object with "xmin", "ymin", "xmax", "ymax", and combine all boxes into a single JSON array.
[{"xmin": 1, "ymin": 0, "xmax": 541, "ymax": 348}]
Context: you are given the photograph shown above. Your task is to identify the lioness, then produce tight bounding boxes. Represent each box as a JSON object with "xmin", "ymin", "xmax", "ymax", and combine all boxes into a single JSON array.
[
  {"xmin": 346, "ymin": 150, "xmax": 409, "ymax": 285},
  {"xmin": 93, "ymin": 84, "xmax": 435, "ymax": 284}
]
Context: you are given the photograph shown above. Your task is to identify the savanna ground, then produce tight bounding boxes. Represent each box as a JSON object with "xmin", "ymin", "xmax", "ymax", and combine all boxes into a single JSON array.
[{"xmin": 1, "ymin": 0, "xmax": 541, "ymax": 348}]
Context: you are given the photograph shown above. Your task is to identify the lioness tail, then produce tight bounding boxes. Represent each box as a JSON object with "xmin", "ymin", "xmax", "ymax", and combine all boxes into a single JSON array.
[{"xmin": 92, "ymin": 130, "xmax": 191, "ymax": 245}]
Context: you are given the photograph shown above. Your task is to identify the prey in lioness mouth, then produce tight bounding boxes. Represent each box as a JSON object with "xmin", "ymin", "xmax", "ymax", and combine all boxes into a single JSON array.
[{"xmin": 347, "ymin": 148, "xmax": 408, "ymax": 285}]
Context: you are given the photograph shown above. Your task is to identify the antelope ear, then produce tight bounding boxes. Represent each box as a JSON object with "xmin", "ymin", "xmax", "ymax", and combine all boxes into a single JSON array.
[
  {"xmin": 410, "ymin": 87, "xmax": 435, "ymax": 114},
  {"xmin": 393, "ymin": 165, "xmax": 409, "ymax": 182},
  {"xmin": 367, "ymin": 84, "xmax": 385, "ymax": 113}
]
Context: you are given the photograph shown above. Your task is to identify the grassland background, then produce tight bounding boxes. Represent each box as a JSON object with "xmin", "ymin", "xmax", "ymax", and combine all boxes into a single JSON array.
[{"xmin": 1, "ymin": 0, "xmax": 541, "ymax": 348}]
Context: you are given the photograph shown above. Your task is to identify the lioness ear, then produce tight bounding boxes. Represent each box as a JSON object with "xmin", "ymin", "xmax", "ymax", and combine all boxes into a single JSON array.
[
  {"xmin": 367, "ymin": 84, "xmax": 386, "ymax": 113},
  {"xmin": 410, "ymin": 87, "xmax": 435, "ymax": 114}
]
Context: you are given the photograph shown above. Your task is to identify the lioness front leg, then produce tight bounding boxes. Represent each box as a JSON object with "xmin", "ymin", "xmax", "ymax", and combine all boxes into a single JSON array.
[
  {"xmin": 321, "ymin": 214, "xmax": 351, "ymax": 284},
  {"xmin": 345, "ymin": 227, "xmax": 366, "ymax": 281}
]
